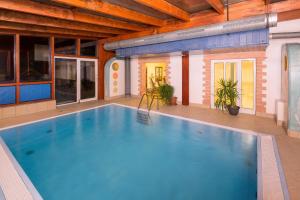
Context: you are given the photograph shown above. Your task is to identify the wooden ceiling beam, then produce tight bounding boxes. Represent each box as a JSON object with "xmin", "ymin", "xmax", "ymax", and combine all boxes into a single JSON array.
[
  {"xmin": 134, "ymin": 0, "xmax": 190, "ymax": 21},
  {"xmin": 0, "ymin": 21, "xmax": 113, "ymax": 38},
  {"xmin": 102, "ymin": 0, "xmax": 300, "ymax": 43},
  {"xmin": 278, "ymin": 9, "xmax": 300, "ymax": 21},
  {"xmin": 206, "ymin": 0, "xmax": 224, "ymax": 14},
  {"xmin": 0, "ymin": 10, "xmax": 130, "ymax": 35},
  {"xmin": 52, "ymin": 0, "xmax": 165, "ymax": 26},
  {"xmin": 0, "ymin": 29, "xmax": 99, "ymax": 39},
  {"xmin": 0, "ymin": 0, "xmax": 145, "ymax": 31}
]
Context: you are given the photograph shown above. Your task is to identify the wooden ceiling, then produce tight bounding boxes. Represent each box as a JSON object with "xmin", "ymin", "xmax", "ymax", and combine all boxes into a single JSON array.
[{"xmin": 0, "ymin": 0, "xmax": 298, "ymax": 41}]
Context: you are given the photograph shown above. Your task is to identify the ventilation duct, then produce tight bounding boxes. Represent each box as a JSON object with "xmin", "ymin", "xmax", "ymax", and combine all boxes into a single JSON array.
[
  {"xmin": 104, "ymin": 13, "xmax": 277, "ymax": 51},
  {"xmin": 270, "ymin": 32, "xmax": 300, "ymax": 39}
]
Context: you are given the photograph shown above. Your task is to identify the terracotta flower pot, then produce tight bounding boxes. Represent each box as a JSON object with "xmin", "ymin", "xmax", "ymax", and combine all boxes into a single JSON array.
[{"xmin": 170, "ymin": 96, "xmax": 177, "ymax": 105}]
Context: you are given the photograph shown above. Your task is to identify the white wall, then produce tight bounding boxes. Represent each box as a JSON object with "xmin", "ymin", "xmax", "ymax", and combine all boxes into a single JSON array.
[
  {"xmin": 169, "ymin": 55, "xmax": 182, "ymax": 102},
  {"xmin": 129, "ymin": 53, "xmax": 205, "ymax": 104},
  {"xmin": 189, "ymin": 51, "xmax": 204, "ymax": 105},
  {"xmin": 109, "ymin": 59, "xmax": 125, "ymax": 98},
  {"xmin": 130, "ymin": 57, "xmax": 139, "ymax": 96},
  {"xmin": 266, "ymin": 19, "xmax": 300, "ymax": 114}
]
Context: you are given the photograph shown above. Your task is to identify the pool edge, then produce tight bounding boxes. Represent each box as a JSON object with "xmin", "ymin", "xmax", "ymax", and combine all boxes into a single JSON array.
[{"xmin": 0, "ymin": 138, "xmax": 42, "ymax": 200}]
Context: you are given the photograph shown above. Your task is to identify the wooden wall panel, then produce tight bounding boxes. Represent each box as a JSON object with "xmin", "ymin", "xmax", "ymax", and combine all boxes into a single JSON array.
[
  {"xmin": 50, "ymin": 36, "xmax": 55, "ymax": 100},
  {"xmin": 182, "ymin": 52, "xmax": 189, "ymax": 105},
  {"xmin": 98, "ymin": 42, "xmax": 115, "ymax": 99},
  {"xmin": 15, "ymin": 34, "xmax": 20, "ymax": 104}
]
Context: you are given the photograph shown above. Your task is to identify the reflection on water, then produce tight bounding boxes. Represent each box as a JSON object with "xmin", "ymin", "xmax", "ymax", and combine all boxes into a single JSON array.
[{"xmin": 136, "ymin": 110, "xmax": 152, "ymax": 125}]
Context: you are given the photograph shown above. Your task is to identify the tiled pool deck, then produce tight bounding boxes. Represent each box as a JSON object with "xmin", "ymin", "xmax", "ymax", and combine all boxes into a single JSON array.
[{"xmin": 0, "ymin": 97, "xmax": 299, "ymax": 200}]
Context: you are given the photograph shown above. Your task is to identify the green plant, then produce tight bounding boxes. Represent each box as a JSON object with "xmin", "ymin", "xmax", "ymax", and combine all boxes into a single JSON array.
[
  {"xmin": 158, "ymin": 84, "xmax": 174, "ymax": 104},
  {"xmin": 214, "ymin": 79, "xmax": 239, "ymax": 111}
]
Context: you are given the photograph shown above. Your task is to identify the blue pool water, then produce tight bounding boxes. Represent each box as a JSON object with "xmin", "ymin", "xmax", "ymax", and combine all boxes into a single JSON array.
[{"xmin": 0, "ymin": 105, "xmax": 257, "ymax": 200}]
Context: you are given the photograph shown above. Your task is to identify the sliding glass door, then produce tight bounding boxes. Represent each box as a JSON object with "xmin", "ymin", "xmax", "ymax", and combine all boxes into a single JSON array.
[
  {"xmin": 211, "ymin": 59, "xmax": 256, "ymax": 114},
  {"xmin": 55, "ymin": 57, "xmax": 97, "ymax": 105},
  {"xmin": 80, "ymin": 60, "xmax": 97, "ymax": 101},
  {"xmin": 55, "ymin": 58, "xmax": 77, "ymax": 105}
]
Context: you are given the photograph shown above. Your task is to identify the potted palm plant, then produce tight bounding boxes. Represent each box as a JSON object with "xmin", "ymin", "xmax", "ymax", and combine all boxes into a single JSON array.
[
  {"xmin": 215, "ymin": 79, "xmax": 240, "ymax": 115},
  {"xmin": 158, "ymin": 84, "xmax": 175, "ymax": 105}
]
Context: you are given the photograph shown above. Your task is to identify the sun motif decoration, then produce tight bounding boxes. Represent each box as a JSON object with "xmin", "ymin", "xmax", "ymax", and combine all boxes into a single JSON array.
[{"xmin": 112, "ymin": 62, "xmax": 119, "ymax": 94}]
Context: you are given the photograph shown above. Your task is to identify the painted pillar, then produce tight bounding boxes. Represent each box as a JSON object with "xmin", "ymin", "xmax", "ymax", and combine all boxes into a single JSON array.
[
  {"xmin": 286, "ymin": 44, "xmax": 300, "ymax": 138},
  {"xmin": 125, "ymin": 57, "xmax": 131, "ymax": 96},
  {"xmin": 98, "ymin": 42, "xmax": 115, "ymax": 100},
  {"xmin": 182, "ymin": 52, "xmax": 189, "ymax": 105}
]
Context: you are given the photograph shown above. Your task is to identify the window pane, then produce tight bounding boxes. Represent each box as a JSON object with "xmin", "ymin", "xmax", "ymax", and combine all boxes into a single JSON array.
[
  {"xmin": 80, "ymin": 40, "xmax": 97, "ymax": 57},
  {"xmin": 214, "ymin": 62, "xmax": 224, "ymax": 100},
  {"xmin": 55, "ymin": 58, "xmax": 77, "ymax": 105},
  {"xmin": 241, "ymin": 60, "xmax": 254, "ymax": 109},
  {"xmin": 55, "ymin": 38, "xmax": 76, "ymax": 55},
  {"xmin": 225, "ymin": 62, "xmax": 237, "ymax": 82},
  {"xmin": 80, "ymin": 61, "xmax": 95, "ymax": 100},
  {"xmin": 0, "ymin": 35, "xmax": 15, "ymax": 83},
  {"xmin": 20, "ymin": 36, "xmax": 50, "ymax": 82}
]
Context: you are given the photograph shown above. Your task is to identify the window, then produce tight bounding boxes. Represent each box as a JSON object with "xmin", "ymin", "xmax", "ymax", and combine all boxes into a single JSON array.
[
  {"xmin": 55, "ymin": 38, "xmax": 76, "ymax": 55},
  {"xmin": 0, "ymin": 35, "xmax": 15, "ymax": 83},
  {"xmin": 80, "ymin": 40, "xmax": 97, "ymax": 57},
  {"xmin": 20, "ymin": 36, "xmax": 51, "ymax": 82}
]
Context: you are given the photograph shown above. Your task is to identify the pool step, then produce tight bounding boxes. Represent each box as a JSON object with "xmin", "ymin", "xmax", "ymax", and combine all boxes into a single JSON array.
[{"xmin": 136, "ymin": 111, "xmax": 151, "ymax": 125}]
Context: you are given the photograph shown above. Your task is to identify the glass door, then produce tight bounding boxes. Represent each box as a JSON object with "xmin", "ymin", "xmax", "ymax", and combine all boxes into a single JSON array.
[
  {"xmin": 211, "ymin": 59, "xmax": 256, "ymax": 114},
  {"xmin": 55, "ymin": 58, "xmax": 77, "ymax": 105},
  {"xmin": 240, "ymin": 60, "xmax": 255, "ymax": 113},
  {"xmin": 79, "ymin": 59, "xmax": 97, "ymax": 102},
  {"xmin": 55, "ymin": 58, "xmax": 97, "ymax": 105}
]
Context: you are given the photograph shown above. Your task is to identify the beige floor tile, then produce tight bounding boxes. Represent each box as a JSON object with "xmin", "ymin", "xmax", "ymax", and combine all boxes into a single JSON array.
[{"xmin": 2, "ymin": 107, "xmax": 15, "ymax": 119}]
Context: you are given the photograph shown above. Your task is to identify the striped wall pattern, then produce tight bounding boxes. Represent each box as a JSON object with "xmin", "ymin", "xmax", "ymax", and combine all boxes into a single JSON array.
[{"xmin": 116, "ymin": 29, "xmax": 269, "ymax": 57}]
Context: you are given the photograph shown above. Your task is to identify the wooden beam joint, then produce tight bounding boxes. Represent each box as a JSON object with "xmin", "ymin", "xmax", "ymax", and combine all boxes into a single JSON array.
[{"xmin": 206, "ymin": 0, "xmax": 224, "ymax": 14}]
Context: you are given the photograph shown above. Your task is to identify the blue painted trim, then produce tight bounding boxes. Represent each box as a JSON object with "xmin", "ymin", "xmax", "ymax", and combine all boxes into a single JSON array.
[
  {"xmin": 116, "ymin": 29, "xmax": 269, "ymax": 57},
  {"xmin": 20, "ymin": 84, "xmax": 51, "ymax": 102},
  {"xmin": 0, "ymin": 86, "xmax": 16, "ymax": 105}
]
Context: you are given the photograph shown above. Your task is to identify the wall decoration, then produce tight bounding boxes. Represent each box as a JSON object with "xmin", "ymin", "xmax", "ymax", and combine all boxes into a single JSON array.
[
  {"xmin": 155, "ymin": 66, "xmax": 163, "ymax": 81},
  {"xmin": 112, "ymin": 62, "xmax": 119, "ymax": 94},
  {"xmin": 112, "ymin": 63, "xmax": 119, "ymax": 71}
]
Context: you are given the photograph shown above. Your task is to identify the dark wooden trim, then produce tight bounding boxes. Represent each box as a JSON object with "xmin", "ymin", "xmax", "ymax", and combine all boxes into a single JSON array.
[
  {"xmin": 0, "ymin": 83, "xmax": 17, "ymax": 87},
  {"xmin": 50, "ymin": 36, "xmax": 55, "ymax": 100},
  {"xmin": 0, "ymin": 81, "xmax": 52, "ymax": 86},
  {"xmin": 54, "ymin": 54, "xmax": 98, "ymax": 59},
  {"xmin": 54, "ymin": 54, "xmax": 77, "ymax": 58},
  {"xmin": 19, "ymin": 81, "xmax": 52, "ymax": 85},
  {"xmin": 182, "ymin": 51, "xmax": 189, "ymax": 105},
  {"xmin": 15, "ymin": 33, "xmax": 20, "ymax": 104},
  {"xmin": 76, "ymin": 38, "xmax": 80, "ymax": 57}
]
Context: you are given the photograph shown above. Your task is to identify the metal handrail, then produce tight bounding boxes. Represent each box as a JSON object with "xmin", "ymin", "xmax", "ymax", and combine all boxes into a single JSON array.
[{"xmin": 138, "ymin": 93, "xmax": 159, "ymax": 113}]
